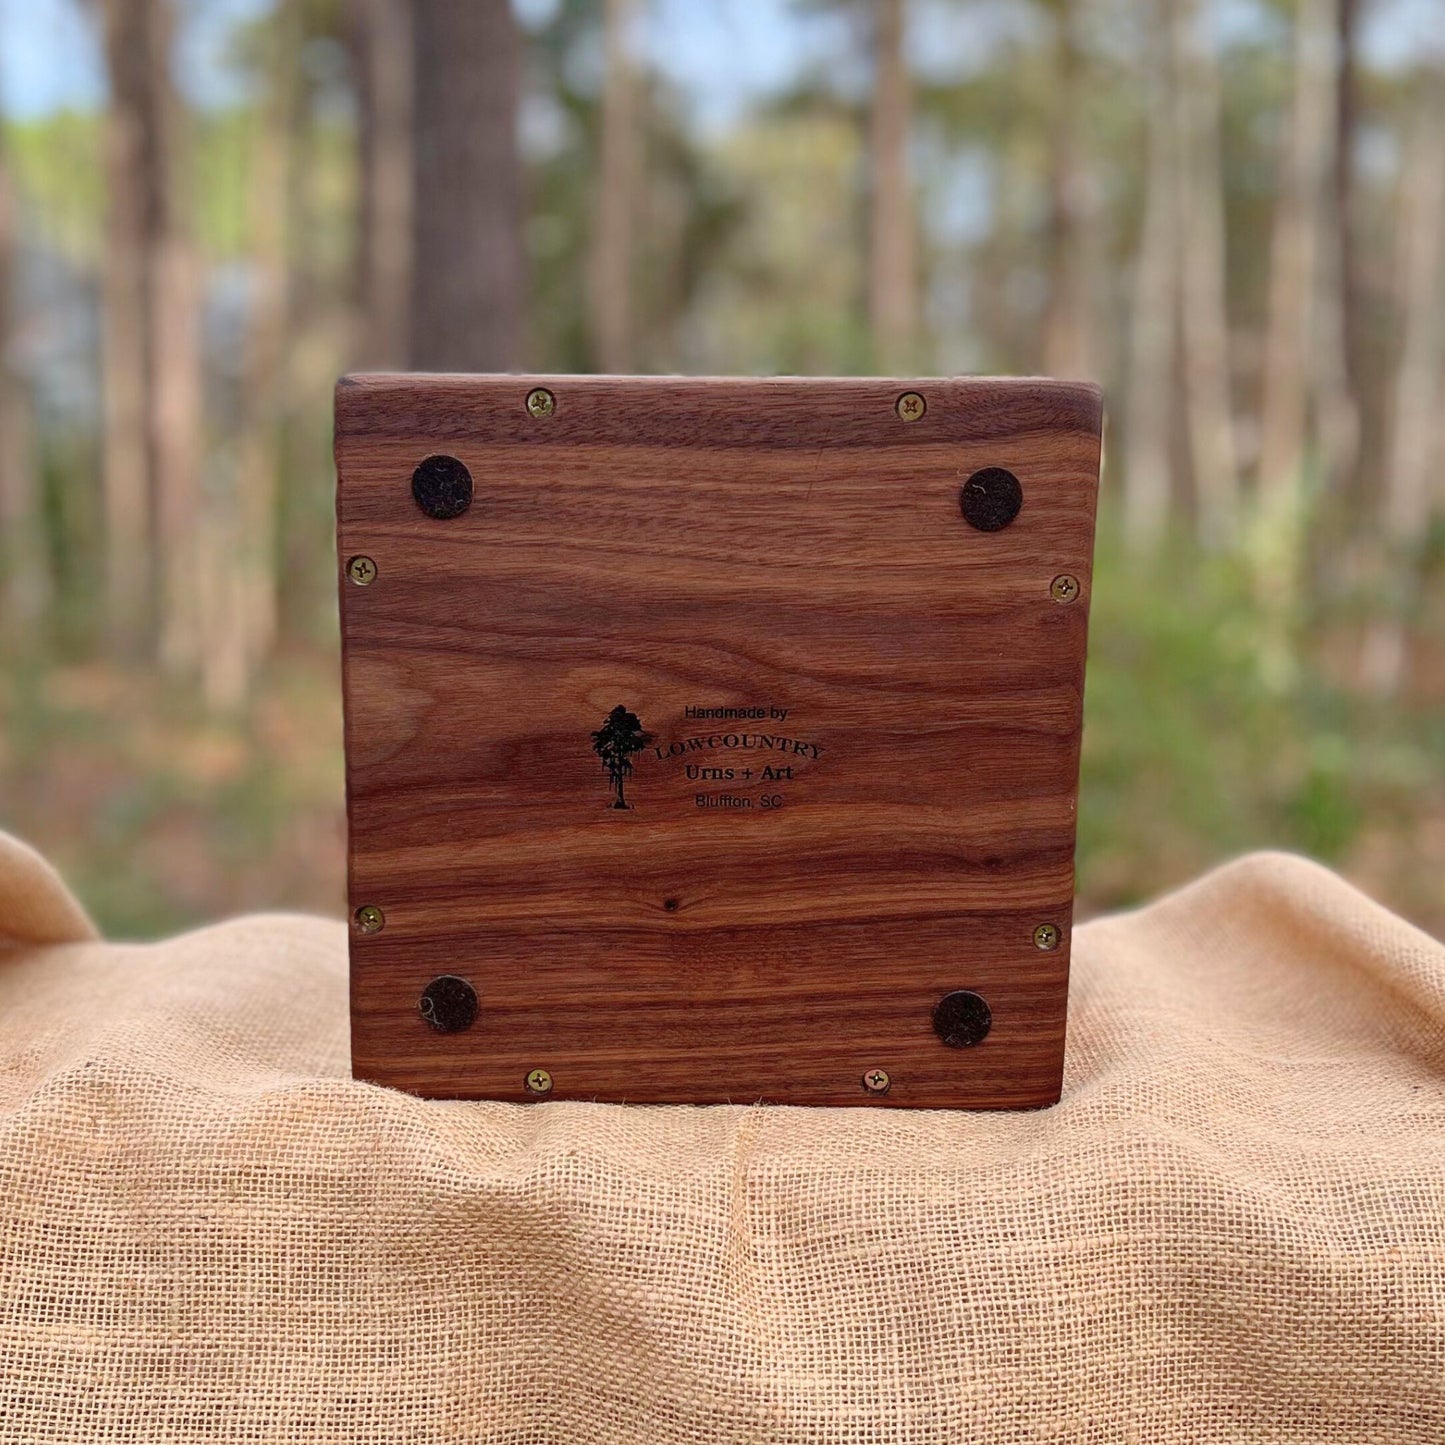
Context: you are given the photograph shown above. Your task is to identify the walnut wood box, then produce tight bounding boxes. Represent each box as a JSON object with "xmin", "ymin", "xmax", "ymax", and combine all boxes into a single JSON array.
[{"xmin": 336, "ymin": 375, "xmax": 1103, "ymax": 1108}]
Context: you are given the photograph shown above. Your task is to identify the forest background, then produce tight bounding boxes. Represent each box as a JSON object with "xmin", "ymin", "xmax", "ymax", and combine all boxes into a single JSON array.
[{"xmin": 0, "ymin": 0, "xmax": 1441, "ymax": 937}]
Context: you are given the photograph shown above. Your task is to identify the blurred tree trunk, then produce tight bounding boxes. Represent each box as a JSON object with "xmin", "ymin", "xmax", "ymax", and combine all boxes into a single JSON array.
[
  {"xmin": 1252, "ymin": 0, "xmax": 1338, "ymax": 686},
  {"xmin": 408, "ymin": 0, "xmax": 523, "ymax": 371},
  {"xmin": 202, "ymin": 0, "xmax": 300, "ymax": 709},
  {"xmin": 1041, "ymin": 0, "xmax": 1095, "ymax": 381},
  {"xmin": 589, "ymin": 0, "xmax": 639, "ymax": 373},
  {"xmin": 1122, "ymin": 0, "xmax": 1177, "ymax": 551},
  {"xmin": 151, "ymin": 256, "xmax": 204, "ymax": 678},
  {"xmin": 1170, "ymin": 0, "xmax": 1239, "ymax": 547},
  {"xmin": 1309, "ymin": 0, "xmax": 1360, "ymax": 503},
  {"xmin": 99, "ymin": 0, "xmax": 202, "ymax": 669},
  {"xmin": 1257, "ymin": 0, "xmax": 1339, "ymax": 499},
  {"xmin": 353, "ymin": 0, "xmax": 412, "ymax": 369},
  {"xmin": 98, "ymin": 0, "xmax": 153, "ymax": 652},
  {"xmin": 868, "ymin": 0, "xmax": 915, "ymax": 373},
  {"xmin": 1334, "ymin": 0, "xmax": 1364, "ymax": 433},
  {"xmin": 1361, "ymin": 71, "xmax": 1445, "ymax": 696},
  {"xmin": 0, "ymin": 96, "xmax": 47, "ymax": 636}
]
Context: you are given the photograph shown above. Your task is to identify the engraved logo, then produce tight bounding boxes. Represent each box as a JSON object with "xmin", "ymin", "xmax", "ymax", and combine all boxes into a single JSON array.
[{"xmin": 591, "ymin": 705, "xmax": 653, "ymax": 810}]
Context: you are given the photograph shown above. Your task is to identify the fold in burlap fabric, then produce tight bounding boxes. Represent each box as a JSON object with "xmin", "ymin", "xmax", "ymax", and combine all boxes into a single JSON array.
[{"xmin": 0, "ymin": 830, "xmax": 1442, "ymax": 1444}]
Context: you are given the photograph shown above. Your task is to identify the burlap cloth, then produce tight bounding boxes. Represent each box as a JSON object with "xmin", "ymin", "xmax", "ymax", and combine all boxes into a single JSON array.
[{"xmin": 1, "ymin": 830, "xmax": 1442, "ymax": 1443}]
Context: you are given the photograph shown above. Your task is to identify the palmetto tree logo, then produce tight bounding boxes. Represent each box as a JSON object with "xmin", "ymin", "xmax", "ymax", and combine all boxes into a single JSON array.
[{"xmin": 591, "ymin": 705, "xmax": 653, "ymax": 809}]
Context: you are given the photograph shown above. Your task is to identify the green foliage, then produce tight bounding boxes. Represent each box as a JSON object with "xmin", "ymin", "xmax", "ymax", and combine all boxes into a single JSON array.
[
  {"xmin": 4, "ymin": 113, "xmax": 105, "ymax": 261},
  {"xmin": 1079, "ymin": 524, "xmax": 1444, "ymax": 924},
  {"xmin": 697, "ymin": 111, "xmax": 873, "ymax": 374}
]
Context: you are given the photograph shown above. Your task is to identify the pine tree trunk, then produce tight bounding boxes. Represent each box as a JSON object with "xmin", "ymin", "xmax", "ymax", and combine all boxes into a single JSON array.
[
  {"xmin": 868, "ymin": 0, "xmax": 915, "ymax": 373},
  {"xmin": 100, "ymin": 0, "xmax": 202, "ymax": 672},
  {"xmin": 1171, "ymin": 0, "xmax": 1239, "ymax": 547},
  {"xmin": 1256, "ymin": 0, "xmax": 1336, "ymax": 501},
  {"xmin": 1334, "ymin": 0, "xmax": 1364, "ymax": 443},
  {"xmin": 590, "ymin": 0, "xmax": 639, "ymax": 373},
  {"xmin": 0, "ymin": 95, "xmax": 47, "ymax": 636},
  {"xmin": 1041, "ymin": 0, "xmax": 1095, "ymax": 381},
  {"xmin": 1361, "ymin": 73, "xmax": 1445, "ymax": 696},
  {"xmin": 1252, "ymin": 0, "xmax": 1338, "ymax": 687},
  {"xmin": 1309, "ymin": 0, "xmax": 1359, "ymax": 504},
  {"xmin": 353, "ymin": 0, "xmax": 412, "ymax": 369},
  {"xmin": 1122, "ymin": 0, "xmax": 1177, "ymax": 552},
  {"xmin": 99, "ymin": 0, "xmax": 154, "ymax": 653},
  {"xmin": 152, "ymin": 228, "xmax": 203, "ymax": 675},
  {"xmin": 204, "ymin": 0, "xmax": 298, "ymax": 708},
  {"xmin": 408, "ymin": 0, "xmax": 523, "ymax": 371}
]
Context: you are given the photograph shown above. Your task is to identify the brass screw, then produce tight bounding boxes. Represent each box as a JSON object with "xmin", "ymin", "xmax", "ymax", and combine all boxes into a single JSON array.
[
  {"xmin": 862, "ymin": 1068, "xmax": 891, "ymax": 1095},
  {"xmin": 354, "ymin": 904, "xmax": 384, "ymax": 935},
  {"xmin": 525, "ymin": 388, "xmax": 556, "ymax": 419},
  {"xmin": 347, "ymin": 555, "xmax": 377, "ymax": 586},
  {"xmin": 895, "ymin": 391, "xmax": 926, "ymax": 423},
  {"xmin": 1033, "ymin": 922, "xmax": 1061, "ymax": 951},
  {"xmin": 1050, "ymin": 573, "xmax": 1080, "ymax": 603},
  {"xmin": 525, "ymin": 1068, "xmax": 553, "ymax": 1095}
]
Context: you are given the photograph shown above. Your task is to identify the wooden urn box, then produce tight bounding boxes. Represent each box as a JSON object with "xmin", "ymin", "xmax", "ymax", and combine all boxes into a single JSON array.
[{"xmin": 336, "ymin": 375, "xmax": 1102, "ymax": 1109}]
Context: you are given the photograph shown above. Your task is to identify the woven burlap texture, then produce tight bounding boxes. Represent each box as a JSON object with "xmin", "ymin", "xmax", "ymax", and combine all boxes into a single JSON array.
[{"xmin": 0, "ymin": 830, "xmax": 1442, "ymax": 1444}]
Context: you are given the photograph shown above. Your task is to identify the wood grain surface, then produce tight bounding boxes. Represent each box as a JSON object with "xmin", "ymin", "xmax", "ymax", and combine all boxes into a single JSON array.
[{"xmin": 336, "ymin": 374, "xmax": 1102, "ymax": 1108}]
